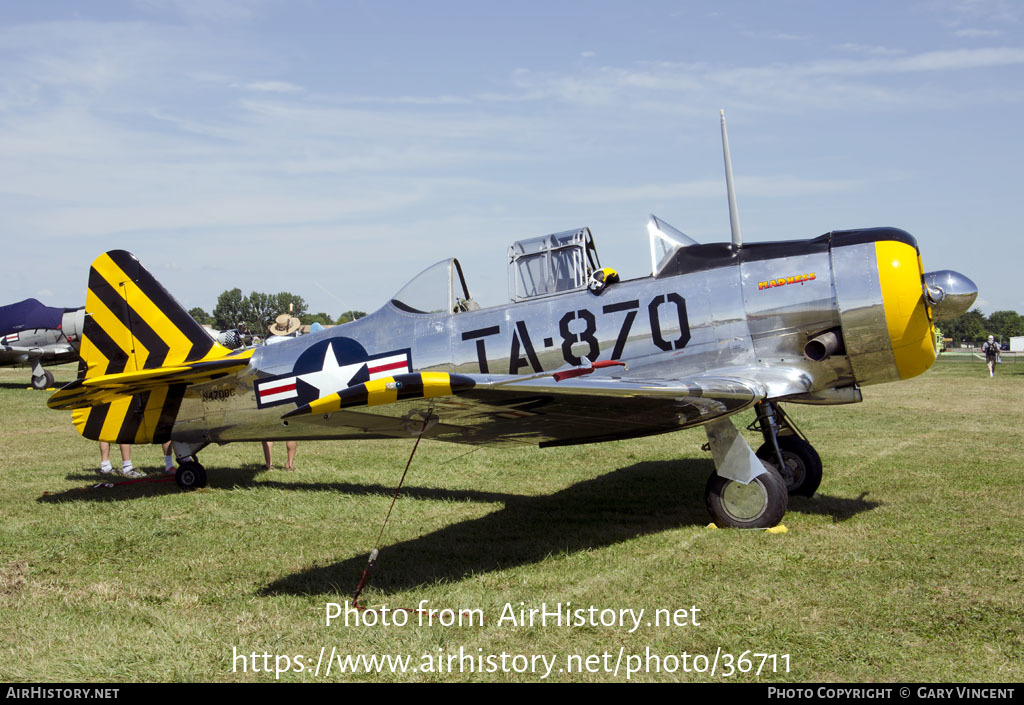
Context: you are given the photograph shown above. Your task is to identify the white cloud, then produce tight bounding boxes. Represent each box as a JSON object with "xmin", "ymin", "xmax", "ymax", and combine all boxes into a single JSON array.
[
  {"xmin": 488, "ymin": 46, "xmax": 1024, "ymax": 115},
  {"xmin": 134, "ymin": 0, "xmax": 268, "ymax": 23},
  {"xmin": 739, "ymin": 29, "xmax": 809, "ymax": 42},
  {"xmin": 836, "ymin": 43, "xmax": 906, "ymax": 57},
  {"xmin": 240, "ymin": 80, "xmax": 304, "ymax": 93},
  {"xmin": 339, "ymin": 94, "xmax": 472, "ymax": 106},
  {"xmin": 560, "ymin": 176, "xmax": 862, "ymax": 205},
  {"xmin": 953, "ymin": 27, "xmax": 1002, "ymax": 37},
  {"xmin": 1, "ymin": 9, "xmax": 1022, "ymax": 313},
  {"xmin": 923, "ymin": 0, "xmax": 1022, "ymax": 26},
  {"xmin": 806, "ymin": 47, "xmax": 1024, "ymax": 75}
]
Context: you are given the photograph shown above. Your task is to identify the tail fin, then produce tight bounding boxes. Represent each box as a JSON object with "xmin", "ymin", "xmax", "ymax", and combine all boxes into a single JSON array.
[
  {"xmin": 70, "ymin": 250, "xmax": 232, "ymax": 443},
  {"xmin": 80, "ymin": 250, "xmax": 228, "ymax": 378}
]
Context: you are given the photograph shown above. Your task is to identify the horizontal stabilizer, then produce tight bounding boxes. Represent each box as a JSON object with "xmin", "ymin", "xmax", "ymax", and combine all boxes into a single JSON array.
[
  {"xmin": 50, "ymin": 249, "xmax": 252, "ymax": 443},
  {"xmin": 47, "ymin": 354, "xmax": 252, "ymax": 410}
]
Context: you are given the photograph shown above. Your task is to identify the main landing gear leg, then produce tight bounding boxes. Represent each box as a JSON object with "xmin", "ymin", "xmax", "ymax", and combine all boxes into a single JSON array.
[
  {"xmin": 752, "ymin": 401, "xmax": 822, "ymax": 497},
  {"xmin": 30, "ymin": 361, "xmax": 54, "ymax": 390},
  {"xmin": 170, "ymin": 440, "xmax": 209, "ymax": 491},
  {"xmin": 703, "ymin": 417, "xmax": 788, "ymax": 529}
]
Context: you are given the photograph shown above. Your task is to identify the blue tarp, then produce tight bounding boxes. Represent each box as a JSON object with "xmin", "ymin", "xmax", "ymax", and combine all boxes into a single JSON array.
[{"xmin": 0, "ymin": 298, "xmax": 64, "ymax": 335}]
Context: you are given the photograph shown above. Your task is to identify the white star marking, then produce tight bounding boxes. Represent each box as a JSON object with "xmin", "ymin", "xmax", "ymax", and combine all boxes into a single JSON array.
[{"xmin": 295, "ymin": 345, "xmax": 366, "ymax": 398}]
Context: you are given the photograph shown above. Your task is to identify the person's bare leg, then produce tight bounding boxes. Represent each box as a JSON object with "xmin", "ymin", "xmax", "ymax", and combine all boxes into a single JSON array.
[
  {"xmin": 162, "ymin": 441, "xmax": 176, "ymax": 473},
  {"xmin": 99, "ymin": 442, "xmax": 113, "ymax": 475},
  {"xmin": 262, "ymin": 441, "xmax": 273, "ymax": 469},
  {"xmin": 285, "ymin": 441, "xmax": 297, "ymax": 470}
]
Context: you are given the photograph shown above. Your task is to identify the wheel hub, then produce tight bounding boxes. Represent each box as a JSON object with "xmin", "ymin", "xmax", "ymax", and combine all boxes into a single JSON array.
[
  {"xmin": 720, "ymin": 479, "xmax": 768, "ymax": 522},
  {"xmin": 777, "ymin": 452, "xmax": 805, "ymax": 487}
]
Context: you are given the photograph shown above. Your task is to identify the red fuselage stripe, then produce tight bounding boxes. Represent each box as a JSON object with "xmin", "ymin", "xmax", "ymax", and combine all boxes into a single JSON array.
[
  {"xmin": 369, "ymin": 360, "xmax": 407, "ymax": 374},
  {"xmin": 261, "ymin": 382, "xmax": 297, "ymax": 397}
]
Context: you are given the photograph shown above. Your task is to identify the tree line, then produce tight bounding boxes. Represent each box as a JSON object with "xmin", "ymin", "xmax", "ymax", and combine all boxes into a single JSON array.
[
  {"xmin": 187, "ymin": 288, "xmax": 366, "ymax": 333},
  {"xmin": 940, "ymin": 308, "xmax": 1023, "ymax": 345}
]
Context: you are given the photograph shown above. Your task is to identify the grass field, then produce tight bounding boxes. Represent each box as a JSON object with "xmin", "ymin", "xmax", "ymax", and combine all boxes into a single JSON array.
[{"xmin": 1, "ymin": 358, "xmax": 1021, "ymax": 682}]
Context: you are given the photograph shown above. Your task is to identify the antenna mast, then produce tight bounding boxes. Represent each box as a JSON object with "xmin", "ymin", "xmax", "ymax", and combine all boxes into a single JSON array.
[{"xmin": 720, "ymin": 110, "xmax": 743, "ymax": 249}]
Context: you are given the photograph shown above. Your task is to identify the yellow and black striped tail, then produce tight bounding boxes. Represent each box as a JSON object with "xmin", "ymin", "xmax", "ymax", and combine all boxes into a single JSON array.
[
  {"xmin": 81, "ymin": 250, "xmax": 227, "ymax": 378},
  {"xmin": 70, "ymin": 250, "xmax": 232, "ymax": 443},
  {"xmin": 72, "ymin": 385, "xmax": 189, "ymax": 445}
]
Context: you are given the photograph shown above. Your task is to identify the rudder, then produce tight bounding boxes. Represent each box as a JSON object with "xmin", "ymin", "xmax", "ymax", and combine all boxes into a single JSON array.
[
  {"xmin": 80, "ymin": 250, "xmax": 226, "ymax": 378},
  {"xmin": 73, "ymin": 250, "xmax": 230, "ymax": 443}
]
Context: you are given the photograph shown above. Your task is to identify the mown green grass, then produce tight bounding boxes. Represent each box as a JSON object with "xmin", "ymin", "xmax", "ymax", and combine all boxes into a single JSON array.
[{"xmin": 1, "ymin": 358, "xmax": 1021, "ymax": 682}]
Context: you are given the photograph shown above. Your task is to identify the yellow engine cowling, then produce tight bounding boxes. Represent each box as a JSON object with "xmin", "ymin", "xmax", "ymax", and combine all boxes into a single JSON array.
[{"xmin": 831, "ymin": 229, "xmax": 937, "ymax": 387}]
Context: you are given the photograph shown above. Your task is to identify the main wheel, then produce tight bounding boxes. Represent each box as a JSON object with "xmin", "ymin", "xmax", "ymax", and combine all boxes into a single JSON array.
[
  {"xmin": 756, "ymin": 436, "xmax": 822, "ymax": 497},
  {"xmin": 31, "ymin": 370, "xmax": 55, "ymax": 390},
  {"xmin": 175, "ymin": 461, "xmax": 207, "ymax": 491},
  {"xmin": 705, "ymin": 464, "xmax": 788, "ymax": 529}
]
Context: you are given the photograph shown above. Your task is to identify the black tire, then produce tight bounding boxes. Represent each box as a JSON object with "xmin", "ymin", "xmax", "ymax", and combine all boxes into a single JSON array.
[
  {"xmin": 705, "ymin": 463, "xmax": 788, "ymax": 529},
  {"xmin": 756, "ymin": 436, "xmax": 822, "ymax": 497},
  {"xmin": 175, "ymin": 461, "xmax": 207, "ymax": 491},
  {"xmin": 31, "ymin": 370, "xmax": 54, "ymax": 390}
]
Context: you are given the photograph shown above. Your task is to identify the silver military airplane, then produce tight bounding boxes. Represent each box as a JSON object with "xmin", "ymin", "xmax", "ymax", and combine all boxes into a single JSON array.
[
  {"xmin": 47, "ymin": 116, "xmax": 977, "ymax": 529},
  {"xmin": 1, "ymin": 298, "xmax": 85, "ymax": 389}
]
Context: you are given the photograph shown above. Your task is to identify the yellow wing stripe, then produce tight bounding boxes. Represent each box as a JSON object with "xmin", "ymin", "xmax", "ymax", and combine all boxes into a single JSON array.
[
  {"xmin": 282, "ymin": 372, "xmax": 475, "ymax": 420},
  {"xmin": 421, "ymin": 371, "xmax": 453, "ymax": 398},
  {"xmin": 366, "ymin": 377, "xmax": 399, "ymax": 406},
  {"xmin": 306, "ymin": 393, "xmax": 342, "ymax": 416}
]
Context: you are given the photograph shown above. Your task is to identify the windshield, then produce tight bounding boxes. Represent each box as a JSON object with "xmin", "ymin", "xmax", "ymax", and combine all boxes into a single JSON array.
[
  {"xmin": 647, "ymin": 214, "xmax": 697, "ymax": 276},
  {"xmin": 390, "ymin": 258, "xmax": 472, "ymax": 314}
]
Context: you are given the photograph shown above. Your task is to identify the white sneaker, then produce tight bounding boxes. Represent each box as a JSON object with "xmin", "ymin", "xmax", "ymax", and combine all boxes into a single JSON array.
[
  {"xmin": 98, "ymin": 464, "xmax": 114, "ymax": 476},
  {"xmin": 118, "ymin": 464, "xmax": 145, "ymax": 479}
]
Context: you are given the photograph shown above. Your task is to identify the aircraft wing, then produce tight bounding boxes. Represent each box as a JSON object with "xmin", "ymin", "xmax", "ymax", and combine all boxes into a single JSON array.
[
  {"xmin": 47, "ymin": 354, "xmax": 252, "ymax": 410},
  {"xmin": 279, "ymin": 366, "xmax": 804, "ymax": 447},
  {"xmin": 0, "ymin": 346, "xmax": 44, "ymax": 365}
]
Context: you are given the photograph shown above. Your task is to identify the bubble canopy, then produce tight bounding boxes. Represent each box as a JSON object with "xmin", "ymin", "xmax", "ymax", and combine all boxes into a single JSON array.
[{"xmin": 388, "ymin": 215, "xmax": 696, "ymax": 314}]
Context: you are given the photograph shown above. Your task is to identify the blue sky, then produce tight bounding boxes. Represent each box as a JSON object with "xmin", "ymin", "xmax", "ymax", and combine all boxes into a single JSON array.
[{"xmin": 1, "ymin": 1, "xmax": 1021, "ymax": 318}]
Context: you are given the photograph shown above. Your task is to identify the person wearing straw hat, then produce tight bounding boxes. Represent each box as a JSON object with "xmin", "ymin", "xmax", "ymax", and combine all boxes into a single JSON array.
[
  {"xmin": 261, "ymin": 310, "xmax": 302, "ymax": 465},
  {"xmin": 266, "ymin": 312, "xmax": 301, "ymax": 343}
]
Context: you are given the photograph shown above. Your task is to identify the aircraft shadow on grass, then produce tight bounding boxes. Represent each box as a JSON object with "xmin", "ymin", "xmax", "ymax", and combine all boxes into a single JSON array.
[
  {"xmin": 37, "ymin": 458, "xmax": 879, "ymax": 594},
  {"xmin": 41, "ymin": 464, "xmax": 525, "ymax": 505},
  {"xmin": 42, "ymin": 464, "xmax": 268, "ymax": 503},
  {"xmin": 259, "ymin": 459, "xmax": 880, "ymax": 597}
]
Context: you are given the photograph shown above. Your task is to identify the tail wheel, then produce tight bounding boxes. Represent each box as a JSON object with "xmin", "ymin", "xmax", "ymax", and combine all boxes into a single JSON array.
[
  {"xmin": 756, "ymin": 437, "xmax": 822, "ymax": 497},
  {"xmin": 175, "ymin": 461, "xmax": 207, "ymax": 491},
  {"xmin": 705, "ymin": 464, "xmax": 788, "ymax": 529},
  {"xmin": 32, "ymin": 370, "xmax": 55, "ymax": 390}
]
